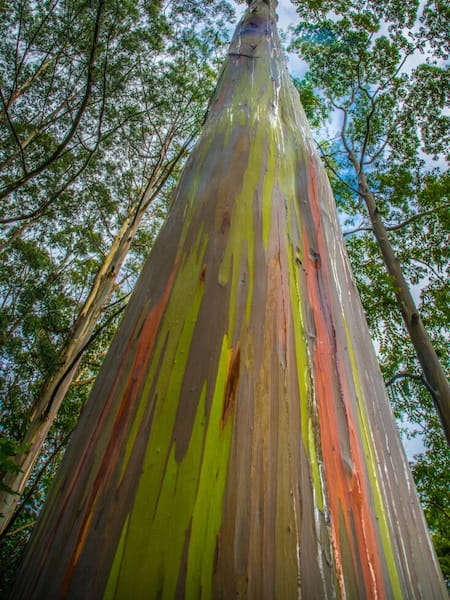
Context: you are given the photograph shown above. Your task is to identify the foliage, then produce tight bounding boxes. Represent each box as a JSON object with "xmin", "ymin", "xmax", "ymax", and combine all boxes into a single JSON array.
[{"xmin": 412, "ymin": 438, "xmax": 450, "ymax": 588}]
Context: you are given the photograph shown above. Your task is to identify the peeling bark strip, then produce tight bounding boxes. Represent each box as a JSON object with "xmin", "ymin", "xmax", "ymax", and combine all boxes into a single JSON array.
[
  {"xmin": 221, "ymin": 342, "xmax": 241, "ymax": 429},
  {"xmin": 12, "ymin": 1, "xmax": 447, "ymax": 598}
]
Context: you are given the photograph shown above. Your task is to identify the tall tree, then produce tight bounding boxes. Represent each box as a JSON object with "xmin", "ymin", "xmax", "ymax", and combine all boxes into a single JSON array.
[{"xmin": 11, "ymin": 0, "xmax": 446, "ymax": 598}]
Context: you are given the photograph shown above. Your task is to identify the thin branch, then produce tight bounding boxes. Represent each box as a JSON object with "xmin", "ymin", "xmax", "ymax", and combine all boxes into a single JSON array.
[
  {"xmin": 0, "ymin": 429, "xmax": 71, "ymax": 539},
  {"xmin": 5, "ymin": 520, "xmax": 37, "ymax": 537},
  {"xmin": 43, "ymin": 302, "xmax": 127, "ymax": 418},
  {"xmin": 130, "ymin": 131, "xmax": 195, "ymax": 229},
  {"xmin": 343, "ymin": 223, "xmax": 371, "ymax": 237},
  {"xmin": 373, "ymin": 44, "xmax": 418, "ymax": 100},
  {"xmin": 412, "ymin": 257, "xmax": 447, "ymax": 285},
  {"xmin": 364, "ymin": 106, "xmax": 414, "ymax": 167},
  {"xmin": 386, "ymin": 371, "xmax": 436, "ymax": 401},
  {"xmin": 343, "ymin": 203, "xmax": 450, "ymax": 236},
  {"xmin": 363, "ymin": 130, "xmax": 394, "ymax": 166},
  {"xmin": 13, "ymin": 1, "xmax": 26, "ymax": 91},
  {"xmin": 12, "ymin": 0, "xmax": 60, "ymax": 98},
  {"xmin": 0, "ymin": 89, "xmax": 28, "ymax": 175},
  {"xmin": 0, "ymin": 147, "xmax": 97, "ymax": 224},
  {"xmin": 331, "ymin": 97, "xmax": 355, "ymax": 160},
  {"xmin": 315, "ymin": 141, "xmax": 362, "ymax": 197},
  {"xmin": 359, "ymin": 94, "xmax": 377, "ymax": 168},
  {"xmin": 384, "ymin": 203, "xmax": 450, "ymax": 231},
  {"xmin": 0, "ymin": 93, "xmax": 78, "ymax": 173},
  {"xmin": 71, "ymin": 377, "xmax": 96, "ymax": 387},
  {"xmin": 103, "ymin": 292, "xmax": 132, "ymax": 312},
  {"xmin": 0, "ymin": 70, "xmax": 114, "ymax": 225},
  {"xmin": 423, "ymin": 499, "xmax": 450, "ymax": 522},
  {"xmin": 0, "ymin": 0, "xmax": 105, "ymax": 200},
  {"xmin": 353, "ymin": 53, "xmax": 378, "ymax": 168}
]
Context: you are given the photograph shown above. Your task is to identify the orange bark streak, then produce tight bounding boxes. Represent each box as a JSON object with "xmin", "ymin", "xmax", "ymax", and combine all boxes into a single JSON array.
[
  {"xmin": 60, "ymin": 265, "xmax": 178, "ymax": 594},
  {"xmin": 302, "ymin": 161, "xmax": 387, "ymax": 599}
]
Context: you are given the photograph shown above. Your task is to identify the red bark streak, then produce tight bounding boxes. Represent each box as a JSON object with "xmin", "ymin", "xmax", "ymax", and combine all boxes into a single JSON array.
[
  {"xmin": 302, "ymin": 160, "xmax": 387, "ymax": 598},
  {"xmin": 60, "ymin": 265, "xmax": 178, "ymax": 595}
]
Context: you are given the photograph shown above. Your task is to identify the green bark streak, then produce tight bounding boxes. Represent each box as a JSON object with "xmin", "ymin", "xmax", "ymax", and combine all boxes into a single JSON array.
[{"xmin": 185, "ymin": 336, "xmax": 235, "ymax": 599}]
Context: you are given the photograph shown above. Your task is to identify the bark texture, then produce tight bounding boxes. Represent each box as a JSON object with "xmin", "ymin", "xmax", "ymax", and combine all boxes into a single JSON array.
[{"xmin": 11, "ymin": 1, "xmax": 447, "ymax": 598}]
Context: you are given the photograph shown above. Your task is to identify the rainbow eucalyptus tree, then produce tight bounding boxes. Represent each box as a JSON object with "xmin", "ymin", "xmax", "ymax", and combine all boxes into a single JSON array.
[{"xmin": 12, "ymin": 0, "xmax": 447, "ymax": 597}]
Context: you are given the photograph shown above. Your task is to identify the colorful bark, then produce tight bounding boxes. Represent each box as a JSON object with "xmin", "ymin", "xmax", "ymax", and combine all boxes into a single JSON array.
[{"xmin": 12, "ymin": 1, "xmax": 447, "ymax": 598}]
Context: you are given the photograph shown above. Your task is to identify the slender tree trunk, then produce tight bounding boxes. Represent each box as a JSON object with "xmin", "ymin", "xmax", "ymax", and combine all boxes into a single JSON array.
[
  {"xmin": 0, "ymin": 215, "xmax": 135, "ymax": 535},
  {"xmin": 355, "ymin": 164, "xmax": 450, "ymax": 444},
  {"xmin": 0, "ymin": 57, "xmax": 54, "ymax": 124},
  {"xmin": 11, "ymin": 1, "xmax": 447, "ymax": 598},
  {"xmin": 0, "ymin": 156, "xmax": 175, "ymax": 535}
]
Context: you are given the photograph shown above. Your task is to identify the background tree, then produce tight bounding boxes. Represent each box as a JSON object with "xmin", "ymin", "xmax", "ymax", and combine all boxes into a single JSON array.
[
  {"xmin": 0, "ymin": 0, "xmax": 235, "ymax": 588},
  {"xmin": 290, "ymin": 0, "xmax": 449, "ymax": 584}
]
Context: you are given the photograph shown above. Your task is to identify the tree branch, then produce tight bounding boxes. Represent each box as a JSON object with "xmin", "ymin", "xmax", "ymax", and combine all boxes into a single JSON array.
[
  {"xmin": 11, "ymin": 0, "xmax": 60, "ymax": 100},
  {"xmin": 0, "ymin": 0, "xmax": 106, "ymax": 200},
  {"xmin": 43, "ymin": 301, "xmax": 128, "ymax": 419},
  {"xmin": 423, "ymin": 499, "xmax": 450, "ymax": 522},
  {"xmin": 412, "ymin": 257, "xmax": 447, "ymax": 285},
  {"xmin": 0, "ymin": 88, "xmax": 28, "ymax": 175},
  {"xmin": 386, "ymin": 371, "xmax": 436, "ymax": 400},
  {"xmin": 5, "ymin": 520, "xmax": 37, "ymax": 537},
  {"xmin": 315, "ymin": 141, "xmax": 362, "ymax": 197},
  {"xmin": 343, "ymin": 223, "xmax": 371, "ymax": 237},
  {"xmin": 331, "ymin": 97, "xmax": 354, "ymax": 160},
  {"xmin": 343, "ymin": 202, "xmax": 450, "ymax": 236},
  {"xmin": 384, "ymin": 203, "xmax": 450, "ymax": 231},
  {"xmin": 0, "ymin": 429, "xmax": 71, "ymax": 539}
]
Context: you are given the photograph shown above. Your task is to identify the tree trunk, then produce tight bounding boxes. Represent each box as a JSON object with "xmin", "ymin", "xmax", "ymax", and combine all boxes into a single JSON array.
[
  {"xmin": 355, "ymin": 165, "xmax": 450, "ymax": 445},
  {"xmin": 11, "ymin": 1, "xmax": 447, "ymax": 597},
  {"xmin": 0, "ymin": 56, "xmax": 54, "ymax": 124}
]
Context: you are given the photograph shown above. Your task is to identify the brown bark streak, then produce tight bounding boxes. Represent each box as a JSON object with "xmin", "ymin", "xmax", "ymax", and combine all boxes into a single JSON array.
[{"xmin": 221, "ymin": 342, "xmax": 241, "ymax": 429}]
